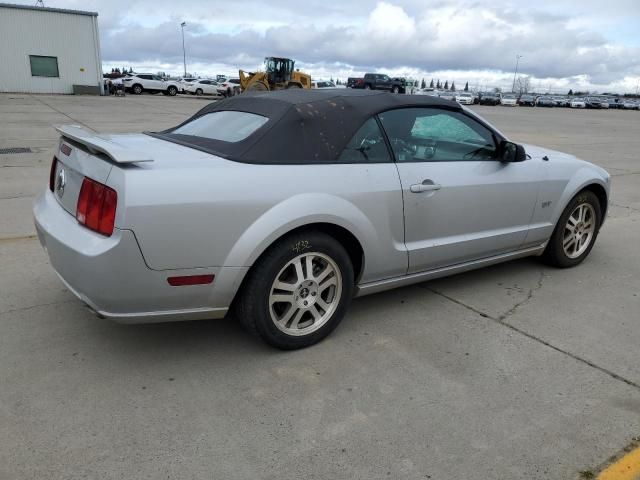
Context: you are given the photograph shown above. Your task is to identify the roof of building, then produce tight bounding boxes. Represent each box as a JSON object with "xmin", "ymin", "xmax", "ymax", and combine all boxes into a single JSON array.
[
  {"xmin": 151, "ymin": 89, "xmax": 463, "ymax": 164},
  {"xmin": 0, "ymin": 2, "xmax": 97, "ymax": 17}
]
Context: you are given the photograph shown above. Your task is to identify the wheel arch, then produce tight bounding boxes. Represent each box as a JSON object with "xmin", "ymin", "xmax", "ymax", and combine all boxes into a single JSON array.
[
  {"xmin": 228, "ymin": 222, "xmax": 365, "ymax": 312},
  {"xmin": 582, "ymin": 182, "xmax": 609, "ymax": 226},
  {"xmin": 222, "ymin": 194, "xmax": 375, "ymax": 286},
  {"xmin": 552, "ymin": 173, "xmax": 609, "ymax": 230}
]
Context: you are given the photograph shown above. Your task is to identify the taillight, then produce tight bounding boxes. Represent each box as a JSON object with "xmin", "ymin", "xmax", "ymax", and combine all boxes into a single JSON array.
[
  {"xmin": 49, "ymin": 156, "xmax": 58, "ymax": 192},
  {"xmin": 76, "ymin": 177, "xmax": 118, "ymax": 236}
]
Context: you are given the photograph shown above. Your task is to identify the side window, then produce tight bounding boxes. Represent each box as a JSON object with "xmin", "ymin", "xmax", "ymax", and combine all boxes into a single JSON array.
[
  {"xmin": 378, "ymin": 108, "xmax": 497, "ymax": 162},
  {"xmin": 140, "ymin": 75, "xmax": 152, "ymax": 80},
  {"xmin": 337, "ymin": 118, "xmax": 391, "ymax": 163}
]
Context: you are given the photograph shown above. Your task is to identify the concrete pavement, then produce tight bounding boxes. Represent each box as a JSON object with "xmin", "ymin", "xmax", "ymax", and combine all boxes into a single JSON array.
[{"xmin": 1, "ymin": 94, "xmax": 638, "ymax": 479}]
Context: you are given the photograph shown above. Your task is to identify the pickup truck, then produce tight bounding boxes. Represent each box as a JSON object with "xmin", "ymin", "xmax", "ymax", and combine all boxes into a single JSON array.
[{"xmin": 361, "ymin": 73, "xmax": 406, "ymax": 93}]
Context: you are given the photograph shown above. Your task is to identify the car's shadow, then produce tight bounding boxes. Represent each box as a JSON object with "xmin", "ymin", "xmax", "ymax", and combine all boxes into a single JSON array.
[{"xmin": 82, "ymin": 257, "xmax": 544, "ymax": 361}]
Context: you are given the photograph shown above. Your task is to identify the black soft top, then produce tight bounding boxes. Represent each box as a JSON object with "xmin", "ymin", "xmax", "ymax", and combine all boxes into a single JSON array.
[{"xmin": 151, "ymin": 89, "xmax": 462, "ymax": 164}]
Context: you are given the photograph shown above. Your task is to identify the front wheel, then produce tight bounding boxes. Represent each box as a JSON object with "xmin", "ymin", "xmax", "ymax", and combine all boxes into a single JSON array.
[
  {"xmin": 392, "ymin": 85, "xmax": 400, "ymax": 94},
  {"xmin": 542, "ymin": 190, "xmax": 602, "ymax": 268},
  {"xmin": 167, "ymin": 86, "xmax": 177, "ymax": 96},
  {"xmin": 234, "ymin": 231, "xmax": 354, "ymax": 349}
]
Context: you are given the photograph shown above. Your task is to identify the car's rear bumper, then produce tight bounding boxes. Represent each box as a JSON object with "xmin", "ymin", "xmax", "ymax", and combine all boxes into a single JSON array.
[{"xmin": 33, "ymin": 191, "xmax": 247, "ymax": 324}]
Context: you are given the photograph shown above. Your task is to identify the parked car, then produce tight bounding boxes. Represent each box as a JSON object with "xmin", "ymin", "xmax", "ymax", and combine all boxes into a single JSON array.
[
  {"xmin": 186, "ymin": 79, "xmax": 220, "ymax": 96},
  {"xmin": 455, "ymin": 92, "xmax": 474, "ymax": 105},
  {"xmin": 518, "ymin": 94, "xmax": 536, "ymax": 106},
  {"xmin": 122, "ymin": 74, "xmax": 179, "ymax": 96},
  {"xmin": 35, "ymin": 89, "xmax": 610, "ymax": 349},
  {"xmin": 216, "ymin": 78, "xmax": 241, "ymax": 97},
  {"xmin": 585, "ymin": 97, "xmax": 608, "ymax": 109},
  {"xmin": 312, "ymin": 80, "xmax": 336, "ymax": 89},
  {"xmin": 479, "ymin": 92, "xmax": 501, "ymax": 105},
  {"xmin": 362, "ymin": 73, "xmax": 406, "ymax": 93},
  {"xmin": 606, "ymin": 98, "xmax": 623, "ymax": 109},
  {"xmin": 438, "ymin": 91, "xmax": 456, "ymax": 101},
  {"xmin": 622, "ymin": 100, "xmax": 639, "ymax": 110},
  {"xmin": 347, "ymin": 77, "xmax": 364, "ymax": 88},
  {"xmin": 178, "ymin": 77, "xmax": 197, "ymax": 93},
  {"xmin": 536, "ymin": 96, "xmax": 555, "ymax": 108},
  {"xmin": 500, "ymin": 94, "xmax": 518, "ymax": 106},
  {"xmin": 570, "ymin": 98, "xmax": 587, "ymax": 108},
  {"xmin": 552, "ymin": 96, "xmax": 570, "ymax": 107}
]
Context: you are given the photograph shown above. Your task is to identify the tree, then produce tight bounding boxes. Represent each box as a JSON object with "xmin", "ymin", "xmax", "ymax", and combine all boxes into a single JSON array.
[
  {"xmin": 493, "ymin": 87, "xmax": 502, "ymax": 93},
  {"xmin": 330, "ymin": 76, "xmax": 334, "ymax": 83},
  {"xmin": 436, "ymin": 79, "xmax": 441, "ymax": 89},
  {"xmin": 464, "ymin": 82, "xmax": 469, "ymax": 91},
  {"xmin": 450, "ymin": 81, "xmax": 456, "ymax": 91},
  {"xmin": 430, "ymin": 79, "xmax": 434, "ymax": 88},
  {"xmin": 444, "ymin": 80, "xmax": 449, "ymax": 90},
  {"xmin": 421, "ymin": 78, "xmax": 426, "ymax": 89},
  {"xmin": 568, "ymin": 89, "xmax": 573, "ymax": 95}
]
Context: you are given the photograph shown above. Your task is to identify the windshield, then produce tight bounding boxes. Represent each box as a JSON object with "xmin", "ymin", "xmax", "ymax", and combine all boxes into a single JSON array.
[{"xmin": 172, "ymin": 111, "xmax": 269, "ymax": 142}]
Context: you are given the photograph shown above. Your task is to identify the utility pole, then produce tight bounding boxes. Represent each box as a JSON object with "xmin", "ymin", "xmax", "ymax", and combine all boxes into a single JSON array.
[
  {"xmin": 181, "ymin": 22, "xmax": 187, "ymax": 78},
  {"xmin": 511, "ymin": 54, "xmax": 522, "ymax": 93}
]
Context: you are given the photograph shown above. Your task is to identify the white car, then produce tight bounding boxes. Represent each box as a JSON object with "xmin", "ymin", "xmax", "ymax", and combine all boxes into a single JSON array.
[
  {"xmin": 122, "ymin": 74, "xmax": 180, "ymax": 96},
  {"xmin": 501, "ymin": 94, "xmax": 518, "ymax": 106},
  {"xmin": 186, "ymin": 79, "xmax": 220, "ymax": 96},
  {"xmin": 312, "ymin": 80, "xmax": 336, "ymax": 89},
  {"xmin": 622, "ymin": 100, "xmax": 639, "ymax": 110},
  {"xmin": 216, "ymin": 79, "xmax": 241, "ymax": 97},
  {"xmin": 178, "ymin": 77, "xmax": 197, "ymax": 93},
  {"xmin": 439, "ymin": 91, "xmax": 456, "ymax": 101},
  {"xmin": 570, "ymin": 98, "xmax": 586, "ymax": 108},
  {"xmin": 456, "ymin": 92, "xmax": 474, "ymax": 105}
]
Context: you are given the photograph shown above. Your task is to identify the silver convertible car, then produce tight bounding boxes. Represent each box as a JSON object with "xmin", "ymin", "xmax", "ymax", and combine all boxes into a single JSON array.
[{"xmin": 34, "ymin": 90, "xmax": 610, "ymax": 349}]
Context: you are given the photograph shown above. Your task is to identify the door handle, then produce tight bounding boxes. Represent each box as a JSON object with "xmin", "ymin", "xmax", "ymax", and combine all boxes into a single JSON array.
[{"xmin": 410, "ymin": 180, "xmax": 442, "ymax": 193}]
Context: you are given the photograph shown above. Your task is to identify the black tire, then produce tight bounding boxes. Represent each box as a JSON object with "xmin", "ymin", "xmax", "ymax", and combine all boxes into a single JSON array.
[
  {"xmin": 392, "ymin": 85, "xmax": 399, "ymax": 94},
  {"xmin": 542, "ymin": 190, "xmax": 602, "ymax": 268},
  {"xmin": 196, "ymin": 88, "xmax": 203, "ymax": 96},
  {"xmin": 234, "ymin": 230, "xmax": 355, "ymax": 350},
  {"xmin": 132, "ymin": 84, "xmax": 143, "ymax": 95},
  {"xmin": 167, "ymin": 86, "xmax": 177, "ymax": 96},
  {"xmin": 364, "ymin": 84, "xmax": 371, "ymax": 90}
]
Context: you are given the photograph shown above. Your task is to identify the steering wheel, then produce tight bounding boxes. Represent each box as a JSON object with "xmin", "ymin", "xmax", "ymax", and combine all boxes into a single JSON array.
[{"xmin": 390, "ymin": 137, "xmax": 418, "ymax": 157}]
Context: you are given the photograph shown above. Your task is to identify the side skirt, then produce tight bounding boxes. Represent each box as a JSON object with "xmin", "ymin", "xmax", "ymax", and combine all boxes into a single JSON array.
[{"xmin": 355, "ymin": 244, "xmax": 546, "ymax": 297}]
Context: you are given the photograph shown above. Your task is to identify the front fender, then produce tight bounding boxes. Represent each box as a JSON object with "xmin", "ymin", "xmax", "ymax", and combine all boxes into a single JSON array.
[
  {"xmin": 222, "ymin": 193, "xmax": 378, "ymax": 269},
  {"xmin": 550, "ymin": 166, "xmax": 609, "ymax": 228}
]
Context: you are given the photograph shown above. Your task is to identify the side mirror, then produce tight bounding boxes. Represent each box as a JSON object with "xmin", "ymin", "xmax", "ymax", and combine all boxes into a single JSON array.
[{"xmin": 499, "ymin": 140, "xmax": 527, "ymax": 162}]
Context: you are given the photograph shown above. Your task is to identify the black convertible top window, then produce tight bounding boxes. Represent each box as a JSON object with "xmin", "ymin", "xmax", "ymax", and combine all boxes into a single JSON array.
[{"xmin": 148, "ymin": 89, "xmax": 464, "ymax": 164}]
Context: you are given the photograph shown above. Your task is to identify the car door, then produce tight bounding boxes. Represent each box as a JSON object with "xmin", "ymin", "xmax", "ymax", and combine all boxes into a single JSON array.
[
  {"xmin": 378, "ymin": 107, "xmax": 542, "ymax": 273},
  {"xmin": 151, "ymin": 75, "xmax": 165, "ymax": 91}
]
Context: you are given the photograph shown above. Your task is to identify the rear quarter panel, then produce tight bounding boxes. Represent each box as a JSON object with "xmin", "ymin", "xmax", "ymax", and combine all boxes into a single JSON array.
[{"xmin": 117, "ymin": 160, "xmax": 407, "ymax": 283}]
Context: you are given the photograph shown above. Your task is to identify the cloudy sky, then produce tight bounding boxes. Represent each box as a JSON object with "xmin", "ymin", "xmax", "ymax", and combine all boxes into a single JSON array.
[{"xmin": 16, "ymin": 0, "xmax": 640, "ymax": 92}]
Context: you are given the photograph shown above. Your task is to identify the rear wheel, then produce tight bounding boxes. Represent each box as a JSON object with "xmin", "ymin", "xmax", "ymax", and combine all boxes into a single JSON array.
[
  {"xmin": 542, "ymin": 190, "xmax": 602, "ymax": 268},
  {"xmin": 234, "ymin": 231, "xmax": 354, "ymax": 350},
  {"xmin": 392, "ymin": 85, "xmax": 400, "ymax": 94},
  {"xmin": 132, "ymin": 84, "xmax": 143, "ymax": 95},
  {"xmin": 167, "ymin": 86, "xmax": 177, "ymax": 96},
  {"xmin": 364, "ymin": 84, "xmax": 371, "ymax": 90},
  {"xmin": 196, "ymin": 88, "xmax": 203, "ymax": 96}
]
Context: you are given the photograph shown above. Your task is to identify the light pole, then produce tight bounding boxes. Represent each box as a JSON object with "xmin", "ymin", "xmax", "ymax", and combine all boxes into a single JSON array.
[
  {"xmin": 180, "ymin": 22, "xmax": 187, "ymax": 78},
  {"xmin": 512, "ymin": 54, "xmax": 522, "ymax": 93}
]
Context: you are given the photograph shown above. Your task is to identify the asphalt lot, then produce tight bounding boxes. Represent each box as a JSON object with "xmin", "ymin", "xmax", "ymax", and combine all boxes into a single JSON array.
[{"xmin": 1, "ymin": 94, "xmax": 639, "ymax": 480}]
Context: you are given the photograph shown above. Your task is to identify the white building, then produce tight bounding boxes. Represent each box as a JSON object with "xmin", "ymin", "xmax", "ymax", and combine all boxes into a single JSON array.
[{"xmin": 0, "ymin": 3, "xmax": 103, "ymax": 94}]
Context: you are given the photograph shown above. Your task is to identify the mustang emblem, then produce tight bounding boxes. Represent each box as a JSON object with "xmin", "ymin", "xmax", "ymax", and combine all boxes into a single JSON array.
[{"xmin": 55, "ymin": 168, "xmax": 66, "ymax": 198}]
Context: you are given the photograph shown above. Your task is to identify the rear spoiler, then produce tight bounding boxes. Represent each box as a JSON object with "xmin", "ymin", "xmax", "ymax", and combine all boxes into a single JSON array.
[{"xmin": 56, "ymin": 125, "xmax": 153, "ymax": 163}]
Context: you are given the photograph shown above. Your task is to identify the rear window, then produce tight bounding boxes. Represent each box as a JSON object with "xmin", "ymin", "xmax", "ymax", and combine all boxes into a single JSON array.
[{"xmin": 172, "ymin": 111, "xmax": 268, "ymax": 142}]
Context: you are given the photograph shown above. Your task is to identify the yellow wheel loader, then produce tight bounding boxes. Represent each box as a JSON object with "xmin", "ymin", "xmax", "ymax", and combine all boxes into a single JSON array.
[{"xmin": 239, "ymin": 57, "xmax": 311, "ymax": 92}]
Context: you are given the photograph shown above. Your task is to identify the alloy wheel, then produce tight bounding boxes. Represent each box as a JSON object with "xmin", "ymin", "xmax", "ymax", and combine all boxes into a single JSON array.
[
  {"xmin": 269, "ymin": 252, "xmax": 342, "ymax": 336},
  {"xmin": 563, "ymin": 203, "xmax": 596, "ymax": 258}
]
